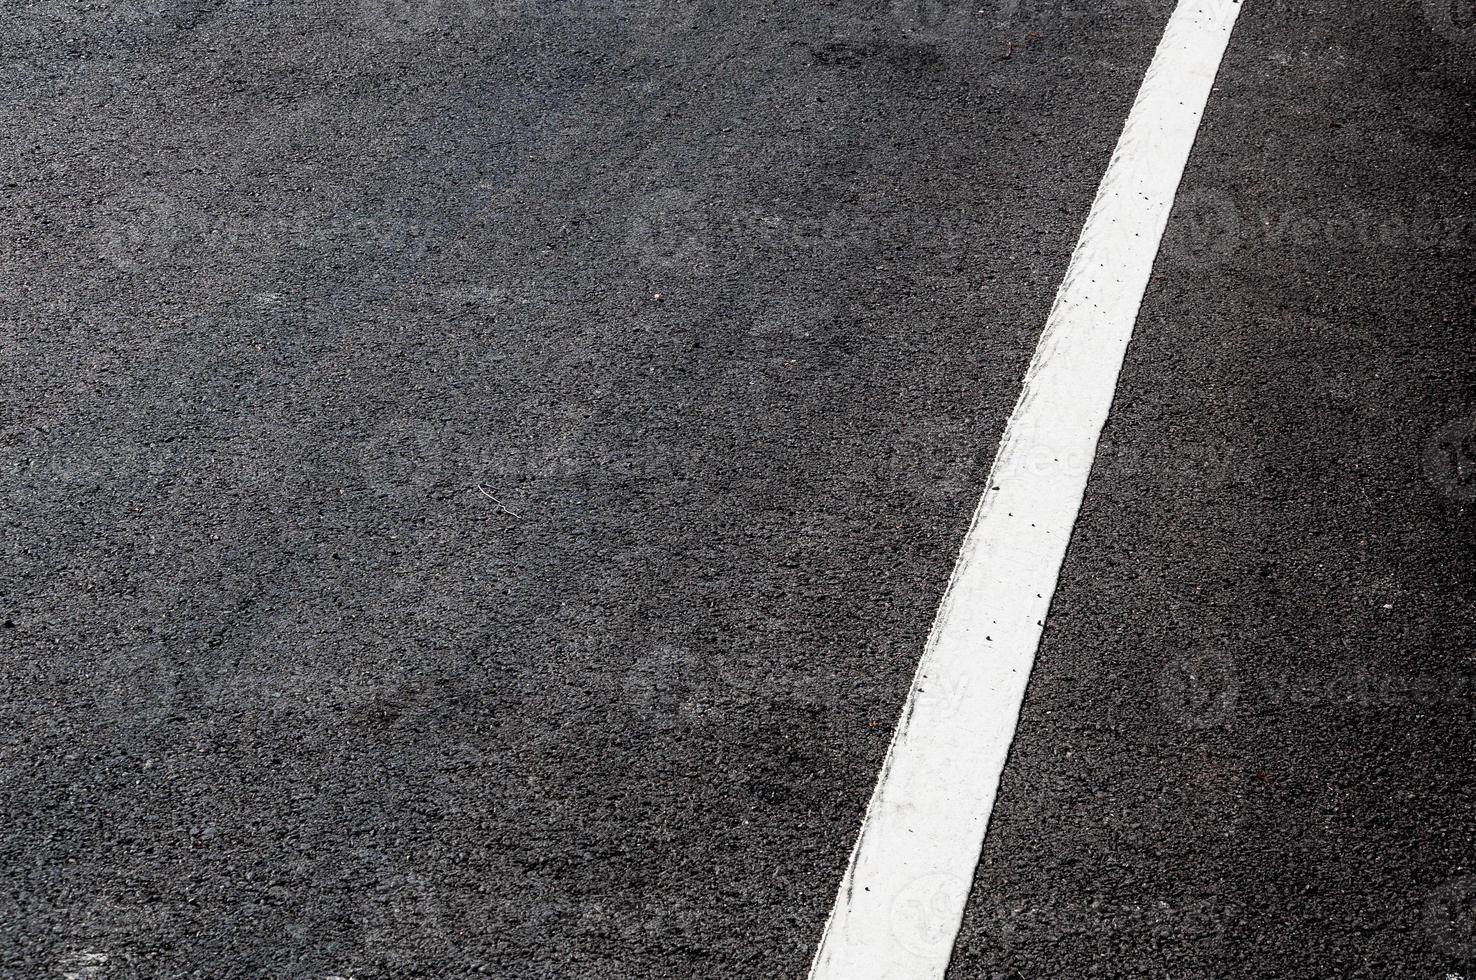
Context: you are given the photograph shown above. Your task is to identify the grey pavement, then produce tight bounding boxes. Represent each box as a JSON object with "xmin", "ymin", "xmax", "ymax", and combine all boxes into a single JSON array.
[{"xmin": 1, "ymin": 0, "xmax": 1472, "ymax": 977}]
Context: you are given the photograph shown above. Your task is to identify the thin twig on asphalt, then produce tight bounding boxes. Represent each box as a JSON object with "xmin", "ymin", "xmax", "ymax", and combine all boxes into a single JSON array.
[{"xmin": 476, "ymin": 484, "xmax": 521, "ymax": 518}]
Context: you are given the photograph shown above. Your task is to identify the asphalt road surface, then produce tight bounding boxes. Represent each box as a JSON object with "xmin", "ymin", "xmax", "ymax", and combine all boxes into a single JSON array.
[{"xmin": 1, "ymin": 0, "xmax": 1473, "ymax": 977}]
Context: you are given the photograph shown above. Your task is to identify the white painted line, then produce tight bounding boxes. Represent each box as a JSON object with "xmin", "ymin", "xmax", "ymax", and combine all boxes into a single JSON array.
[{"xmin": 807, "ymin": 2, "xmax": 1244, "ymax": 977}]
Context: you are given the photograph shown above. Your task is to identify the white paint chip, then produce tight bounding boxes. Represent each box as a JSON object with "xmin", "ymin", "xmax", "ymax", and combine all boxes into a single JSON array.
[
  {"xmin": 61, "ymin": 951, "xmax": 109, "ymax": 980},
  {"xmin": 807, "ymin": 2, "xmax": 1245, "ymax": 978}
]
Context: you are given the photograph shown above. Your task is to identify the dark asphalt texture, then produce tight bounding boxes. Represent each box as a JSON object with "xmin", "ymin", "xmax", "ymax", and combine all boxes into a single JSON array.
[
  {"xmin": 2, "ymin": 0, "xmax": 1471, "ymax": 977},
  {"xmin": 0, "ymin": 0, "xmax": 1174, "ymax": 976},
  {"xmin": 948, "ymin": 1, "xmax": 1476, "ymax": 978}
]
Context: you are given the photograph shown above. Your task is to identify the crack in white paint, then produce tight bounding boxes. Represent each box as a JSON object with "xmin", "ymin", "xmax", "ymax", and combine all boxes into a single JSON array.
[{"xmin": 807, "ymin": 2, "xmax": 1245, "ymax": 977}]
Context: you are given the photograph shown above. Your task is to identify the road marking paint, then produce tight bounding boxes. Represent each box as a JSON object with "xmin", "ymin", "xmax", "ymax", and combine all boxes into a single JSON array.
[
  {"xmin": 60, "ymin": 951, "xmax": 109, "ymax": 980},
  {"xmin": 807, "ymin": 2, "xmax": 1244, "ymax": 977}
]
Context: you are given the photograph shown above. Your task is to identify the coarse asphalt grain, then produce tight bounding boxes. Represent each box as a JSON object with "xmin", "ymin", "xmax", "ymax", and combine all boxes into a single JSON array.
[
  {"xmin": 949, "ymin": 1, "xmax": 1476, "ymax": 977},
  {"xmin": 0, "ymin": 1, "xmax": 1186, "ymax": 978}
]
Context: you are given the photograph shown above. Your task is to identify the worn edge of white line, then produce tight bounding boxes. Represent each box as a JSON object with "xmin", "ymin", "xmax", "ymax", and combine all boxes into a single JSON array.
[{"xmin": 806, "ymin": 2, "xmax": 1245, "ymax": 978}]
